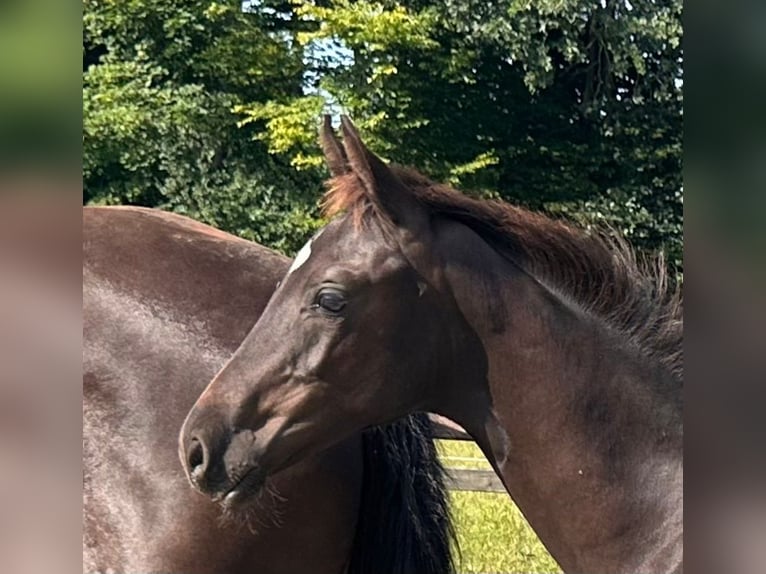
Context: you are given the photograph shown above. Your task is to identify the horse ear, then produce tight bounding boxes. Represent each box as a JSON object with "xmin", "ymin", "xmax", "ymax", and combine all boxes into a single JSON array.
[
  {"xmin": 320, "ymin": 115, "xmax": 349, "ymax": 177},
  {"xmin": 339, "ymin": 115, "xmax": 427, "ymax": 231}
]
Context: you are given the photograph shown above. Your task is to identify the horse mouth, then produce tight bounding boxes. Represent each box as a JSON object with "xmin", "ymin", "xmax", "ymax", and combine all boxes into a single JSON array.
[{"xmin": 217, "ymin": 466, "xmax": 265, "ymax": 508}]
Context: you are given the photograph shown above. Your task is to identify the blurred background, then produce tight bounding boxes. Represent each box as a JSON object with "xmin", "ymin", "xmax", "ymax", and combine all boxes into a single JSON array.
[{"xmin": 1, "ymin": 2, "xmax": 81, "ymax": 574}]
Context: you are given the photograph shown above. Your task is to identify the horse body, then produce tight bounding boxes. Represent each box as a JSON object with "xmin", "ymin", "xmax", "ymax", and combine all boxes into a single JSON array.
[
  {"xmin": 84, "ymin": 206, "xmax": 454, "ymax": 574},
  {"xmin": 84, "ymin": 206, "xmax": 360, "ymax": 573},
  {"xmin": 430, "ymin": 217, "xmax": 683, "ymax": 573},
  {"xmin": 180, "ymin": 117, "xmax": 682, "ymax": 574}
]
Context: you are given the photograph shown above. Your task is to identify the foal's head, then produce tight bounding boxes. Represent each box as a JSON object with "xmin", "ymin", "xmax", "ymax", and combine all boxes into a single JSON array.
[{"xmin": 179, "ymin": 117, "xmax": 457, "ymax": 505}]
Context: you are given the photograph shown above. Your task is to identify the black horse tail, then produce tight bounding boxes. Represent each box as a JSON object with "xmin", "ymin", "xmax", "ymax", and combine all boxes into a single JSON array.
[{"xmin": 347, "ymin": 413, "xmax": 457, "ymax": 574}]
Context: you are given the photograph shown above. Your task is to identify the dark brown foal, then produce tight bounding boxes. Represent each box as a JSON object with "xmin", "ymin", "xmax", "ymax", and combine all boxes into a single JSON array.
[{"xmin": 181, "ymin": 118, "xmax": 682, "ymax": 574}]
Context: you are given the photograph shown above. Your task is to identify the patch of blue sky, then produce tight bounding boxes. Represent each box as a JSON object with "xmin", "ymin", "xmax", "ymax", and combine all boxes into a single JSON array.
[{"xmin": 241, "ymin": 1, "xmax": 353, "ymax": 118}]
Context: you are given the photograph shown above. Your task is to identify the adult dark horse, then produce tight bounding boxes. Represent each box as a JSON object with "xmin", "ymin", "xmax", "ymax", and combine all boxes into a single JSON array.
[
  {"xmin": 181, "ymin": 117, "xmax": 683, "ymax": 574},
  {"xmin": 83, "ymin": 206, "xmax": 454, "ymax": 574}
]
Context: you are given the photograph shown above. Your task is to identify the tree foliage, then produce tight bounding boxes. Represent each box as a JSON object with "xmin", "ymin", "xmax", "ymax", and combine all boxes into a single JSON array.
[
  {"xmin": 84, "ymin": 0, "xmax": 682, "ymax": 271},
  {"xmin": 83, "ymin": 0, "xmax": 324, "ymax": 252}
]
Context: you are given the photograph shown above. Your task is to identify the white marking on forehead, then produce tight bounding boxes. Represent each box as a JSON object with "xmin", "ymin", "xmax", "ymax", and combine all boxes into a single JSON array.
[{"xmin": 286, "ymin": 228, "xmax": 324, "ymax": 277}]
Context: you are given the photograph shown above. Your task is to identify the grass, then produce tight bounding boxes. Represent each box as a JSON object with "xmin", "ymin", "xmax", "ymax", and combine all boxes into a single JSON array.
[{"xmin": 436, "ymin": 440, "xmax": 562, "ymax": 574}]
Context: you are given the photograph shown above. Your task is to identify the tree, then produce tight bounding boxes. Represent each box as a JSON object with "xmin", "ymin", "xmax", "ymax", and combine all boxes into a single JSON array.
[
  {"xmin": 242, "ymin": 0, "xmax": 682, "ymax": 271},
  {"xmin": 83, "ymin": 0, "xmax": 324, "ymax": 253},
  {"xmin": 85, "ymin": 0, "xmax": 682, "ymax": 272}
]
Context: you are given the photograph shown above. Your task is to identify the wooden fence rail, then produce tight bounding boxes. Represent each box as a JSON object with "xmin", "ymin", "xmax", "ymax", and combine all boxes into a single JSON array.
[
  {"xmin": 444, "ymin": 468, "xmax": 506, "ymax": 493},
  {"xmin": 428, "ymin": 413, "xmax": 471, "ymax": 441},
  {"xmin": 427, "ymin": 414, "xmax": 506, "ymax": 493}
]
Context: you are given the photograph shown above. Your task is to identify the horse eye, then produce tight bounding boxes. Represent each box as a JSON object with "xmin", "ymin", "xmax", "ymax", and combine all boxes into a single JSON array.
[{"xmin": 315, "ymin": 289, "xmax": 347, "ymax": 314}]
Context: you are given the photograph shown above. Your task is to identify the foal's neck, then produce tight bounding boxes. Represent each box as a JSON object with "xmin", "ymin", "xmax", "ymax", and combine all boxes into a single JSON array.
[{"xmin": 433, "ymin": 225, "xmax": 682, "ymax": 574}]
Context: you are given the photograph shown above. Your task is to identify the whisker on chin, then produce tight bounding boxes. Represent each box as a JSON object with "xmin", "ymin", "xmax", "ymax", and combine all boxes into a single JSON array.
[
  {"xmin": 216, "ymin": 478, "xmax": 287, "ymax": 534},
  {"xmin": 264, "ymin": 481, "xmax": 286, "ymax": 528}
]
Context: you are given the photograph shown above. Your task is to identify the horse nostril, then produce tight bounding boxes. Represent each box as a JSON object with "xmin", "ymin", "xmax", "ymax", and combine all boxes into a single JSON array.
[{"xmin": 187, "ymin": 437, "xmax": 206, "ymax": 479}]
